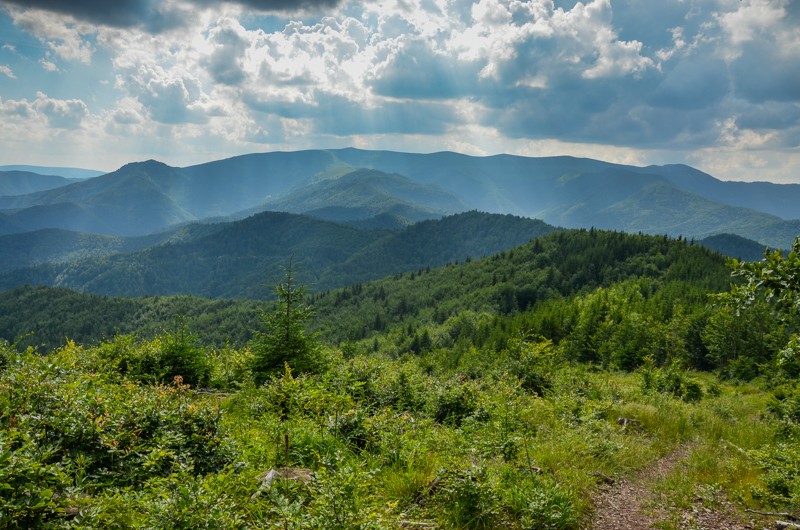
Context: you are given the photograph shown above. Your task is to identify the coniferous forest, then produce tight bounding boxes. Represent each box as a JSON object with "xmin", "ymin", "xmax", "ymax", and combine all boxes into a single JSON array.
[{"xmin": 2, "ymin": 228, "xmax": 800, "ymax": 529}]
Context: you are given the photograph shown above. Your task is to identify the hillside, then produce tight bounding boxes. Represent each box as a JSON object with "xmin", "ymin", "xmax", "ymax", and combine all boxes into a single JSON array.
[
  {"xmin": 0, "ymin": 285, "xmax": 263, "ymax": 351},
  {"xmin": 0, "ymin": 223, "xmax": 226, "ymax": 274},
  {"xmin": 260, "ymin": 168, "xmax": 469, "ymax": 222},
  {"xmin": 649, "ymin": 163, "xmax": 800, "ymax": 220},
  {"xmin": 0, "ymin": 228, "xmax": 729, "ymax": 351},
  {"xmin": 0, "ymin": 211, "xmax": 557, "ymax": 298},
  {"xmin": 0, "ymin": 161, "xmax": 197, "ymax": 236},
  {"xmin": 0, "ymin": 170, "xmax": 73, "ymax": 196},
  {"xmin": 2, "ymin": 227, "xmax": 795, "ymax": 529},
  {"xmin": 0, "ymin": 165, "xmax": 104, "ymax": 180},
  {"xmin": 0, "ymin": 148, "xmax": 797, "ymax": 244},
  {"xmin": 699, "ymin": 233, "xmax": 771, "ymax": 262},
  {"xmin": 330, "ymin": 150, "xmax": 800, "ymax": 248},
  {"xmin": 310, "ymin": 229, "xmax": 730, "ymax": 343}
]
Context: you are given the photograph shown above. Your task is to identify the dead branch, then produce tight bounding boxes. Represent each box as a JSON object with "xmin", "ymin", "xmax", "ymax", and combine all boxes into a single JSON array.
[{"xmin": 745, "ymin": 509, "xmax": 798, "ymax": 521}]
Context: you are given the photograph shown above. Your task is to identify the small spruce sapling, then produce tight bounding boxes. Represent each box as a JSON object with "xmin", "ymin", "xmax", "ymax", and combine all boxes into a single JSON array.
[{"xmin": 252, "ymin": 261, "xmax": 322, "ymax": 385}]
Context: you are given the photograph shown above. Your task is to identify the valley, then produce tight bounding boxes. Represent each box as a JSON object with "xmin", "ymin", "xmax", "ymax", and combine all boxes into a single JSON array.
[{"xmin": 1, "ymin": 150, "xmax": 799, "ymax": 529}]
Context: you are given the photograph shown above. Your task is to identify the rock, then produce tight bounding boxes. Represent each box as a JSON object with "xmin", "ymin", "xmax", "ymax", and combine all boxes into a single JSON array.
[{"xmin": 252, "ymin": 467, "xmax": 314, "ymax": 499}]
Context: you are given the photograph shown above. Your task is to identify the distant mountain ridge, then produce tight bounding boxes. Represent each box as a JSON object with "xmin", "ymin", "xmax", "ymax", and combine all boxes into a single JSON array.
[
  {"xmin": 0, "ymin": 148, "xmax": 797, "ymax": 248},
  {"xmin": 0, "ymin": 165, "xmax": 105, "ymax": 180},
  {"xmin": 0, "ymin": 211, "xmax": 557, "ymax": 298},
  {"xmin": 260, "ymin": 168, "xmax": 469, "ymax": 223},
  {"xmin": 0, "ymin": 170, "xmax": 73, "ymax": 197}
]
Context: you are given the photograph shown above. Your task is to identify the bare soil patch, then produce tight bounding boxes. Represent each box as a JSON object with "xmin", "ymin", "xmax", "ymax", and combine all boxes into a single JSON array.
[{"xmin": 587, "ymin": 445, "xmax": 772, "ymax": 530}]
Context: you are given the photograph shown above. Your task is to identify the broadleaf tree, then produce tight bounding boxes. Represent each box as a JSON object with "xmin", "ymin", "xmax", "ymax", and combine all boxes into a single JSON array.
[{"xmin": 723, "ymin": 236, "xmax": 800, "ymax": 376}]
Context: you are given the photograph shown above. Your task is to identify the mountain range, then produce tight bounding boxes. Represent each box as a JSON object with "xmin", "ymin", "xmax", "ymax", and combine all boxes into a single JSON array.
[
  {"xmin": 0, "ymin": 148, "xmax": 797, "ymax": 244},
  {"xmin": 0, "ymin": 147, "xmax": 796, "ymax": 299},
  {"xmin": 0, "ymin": 211, "xmax": 555, "ymax": 298}
]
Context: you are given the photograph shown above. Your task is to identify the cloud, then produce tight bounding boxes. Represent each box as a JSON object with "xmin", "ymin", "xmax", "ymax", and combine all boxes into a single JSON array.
[
  {"xmin": 201, "ymin": 18, "xmax": 249, "ymax": 86},
  {"xmin": 0, "ymin": 64, "xmax": 15, "ymax": 78},
  {"xmin": 0, "ymin": 97, "xmax": 32, "ymax": 118},
  {"xmin": 244, "ymin": 90, "xmax": 459, "ymax": 136},
  {"xmin": 1, "ymin": 0, "xmax": 347, "ymax": 33},
  {"xmin": 33, "ymin": 91, "xmax": 89, "ymax": 128},
  {"xmin": 368, "ymin": 38, "xmax": 481, "ymax": 99},
  {"xmin": 7, "ymin": 8, "xmax": 95, "ymax": 62},
  {"xmin": 0, "ymin": 92, "xmax": 88, "ymax": 129},
  {"xmin": 730, "ymin": 38, "xmax": 800, "ymax": 104},
  {"xmin": 1, "ymin": 0, "xmax": 191, "ymax": 33},
  {"xmin": 39, "ymin": 57, "xmax": 58, "ymax": 71},
  {"xmin": 230, "ymin": 0, "xmax": 343, "ymax": 12},
  {"xmin": 123, "ymin": 69, "xmax": 211, "ymax": 124},
  {"xmin": 648, "ymin": 58, "xmax": 729, "ymax": 111}
]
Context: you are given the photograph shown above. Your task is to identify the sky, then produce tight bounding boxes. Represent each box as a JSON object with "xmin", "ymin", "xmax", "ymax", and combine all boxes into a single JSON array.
[{"xmin": 0, "ymin": 0, "xmax": 798, "ymax": 183}]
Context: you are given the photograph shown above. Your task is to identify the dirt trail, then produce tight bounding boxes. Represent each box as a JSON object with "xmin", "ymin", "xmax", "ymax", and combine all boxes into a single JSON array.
[{"xmin": 587, "ymin": 445, "xmax": 770, "ymax": 530}]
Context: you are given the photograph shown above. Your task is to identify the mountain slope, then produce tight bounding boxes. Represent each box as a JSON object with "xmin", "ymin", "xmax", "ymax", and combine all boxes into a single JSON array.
[
  {"xmin": 0, "ymin": 170, "xmax": 73, "ymax": 196},
  {"xmin": 327, "ymin": 149, "xmax": 800, "ymax": 248},
  {"xmin": 0, "ymin": 211, "xmax": 559, "ymax": 298},
  {"xmin": 646, "ymin": 164, "xmax": 800, "ymax": 221},
  {"xmin": 0, "ymin": 165, "xmax": 105, "ymax": 180},
  {"xmin": 310, "ymin": 229, "xmax": 731, "ymax": 343},
  {"xmin": 0, "ymin": 161, "xmax": 197, "ymax": 236},
  {"xmin": 260, "ymin": 168, "xmax": 469, "ymax": 222},
  {"xmin": 0, "ymin": 228, "xmax": 728, "ymax": 351},
  {"xmin": 0, "ymin": 223, "xmax": 227, "ymax": 274},
  {"xmin": 330, "ymin": 148, "xmax": 800, "ymax": 222},
  {"xmin": 0, "ymin": 148, "xmax": 797, "ymax": 243},
  {"xmin": 699, "ymin": 233, "xmax": 770, "ymax": 262}
]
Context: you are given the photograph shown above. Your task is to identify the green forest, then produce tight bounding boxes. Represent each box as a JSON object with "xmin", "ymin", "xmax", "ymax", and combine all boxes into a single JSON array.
[{"xmin": 2, "ymin": 229, "xmax": 800, "ymax": 529}]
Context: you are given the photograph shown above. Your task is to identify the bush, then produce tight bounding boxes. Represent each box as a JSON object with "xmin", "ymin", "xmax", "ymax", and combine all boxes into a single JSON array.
[
  {"xmin": 431, "ymin": 379, "xmax": 478, "ymax": 426},
  {"xmin": 89, "ymin": 320, "xmax": 211, "ymax": 387},
  {"xmin": 435, "ymin": 467, "xmax": 498, "ymax": 529},
  {"xmin": 639, "ymin": 359, "xmax": 704, "ymax": 402},
  {"xmin": 1, "ymin": 351, "xmax": 233, "ymax": 491},
  {"xmin": 0, "ymin": 432, "xmax": 67, "ymax": 529}
]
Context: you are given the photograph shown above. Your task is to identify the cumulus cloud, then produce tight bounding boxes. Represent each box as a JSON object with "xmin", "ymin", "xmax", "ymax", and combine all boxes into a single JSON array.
[
  {"xmin": 33, "ymin": 92, "xmax": 89, "ymax": 128},
  {"xmin": 0, "ymin": 64, "xmax": 15, "ymax": 78},
  {"xmin": 8, "ymin": 7, "xmax": 95, "ymax": 62},
  {"xmin": 202, "ymin": 18, "xmax": 249, "ymax": 86},
  {"xmin": 1, "ymin": 0, "xmax": 799, "ymax": 182},
  {"xmin": 0, "ymin": 97, "xmax": 33, "ymax": 118},
  {"xmin": 119, "ymin": 67, "xmax": 212, "ymax": 124},
  {"xmin": 39, "ymin": 58, "xmax": 58, "ymax": 71},
  {"xmin": 0, "ymin": 92, "xmax": 88, "ymax": 129}
]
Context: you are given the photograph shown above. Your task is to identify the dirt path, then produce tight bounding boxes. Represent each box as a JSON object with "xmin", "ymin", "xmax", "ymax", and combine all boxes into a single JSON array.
[{"xmin": 587, "ymin": 445, "xmax": 771, "ymax": 530}]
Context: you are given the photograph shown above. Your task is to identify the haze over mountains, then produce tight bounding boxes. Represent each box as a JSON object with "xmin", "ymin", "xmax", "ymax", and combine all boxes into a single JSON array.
[
  {"xmin": 0, "ymin": 148, "xmax": 796, "ymax": 299},
  {"xmin": 1, "ymin": 148, "xmax": 797, "ymax": 241}
]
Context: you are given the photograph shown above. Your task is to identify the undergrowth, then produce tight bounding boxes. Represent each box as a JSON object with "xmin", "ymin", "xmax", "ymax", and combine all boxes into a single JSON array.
[{"xmin": 0, "ymin": 336, "xmax": 791, "ymax": 529}]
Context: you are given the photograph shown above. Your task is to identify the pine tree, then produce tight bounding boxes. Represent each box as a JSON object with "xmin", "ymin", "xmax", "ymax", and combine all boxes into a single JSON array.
[{"xmin": 251, "ymin": 261, "xmax": 320, "ymax": 385}]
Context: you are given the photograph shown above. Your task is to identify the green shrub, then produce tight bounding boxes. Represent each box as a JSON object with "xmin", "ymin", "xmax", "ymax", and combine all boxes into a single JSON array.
[
  {"xmin": 431, "ymin": 379, "xmax": 478, "ymax": 426},
  {"xmin": 640, "ymin": 359, "xmax": 704, "ymax": 402},
  {"xmin": 435, "ymin": 467, "xmax": 498, "ymax": 529},
  {"xmin": 502, "ymin": 472, "xmax": 580, "ymax": 530},
  {"xmin": 88, "ymin": 321, "xmax": 211, "ymax": 387},
  {"xmin": 1, "ymin": 352, "xmax": 233, "ymax": 490},
  {"xmin": 0, "ymin": 431, "xmax": 67, "ymax": 530}
]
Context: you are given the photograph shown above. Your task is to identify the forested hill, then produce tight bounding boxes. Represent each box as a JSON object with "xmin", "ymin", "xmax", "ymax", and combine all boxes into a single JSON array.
[
  {"xmin": 0, "ymin": 286, "xmax": 264, "ymax": 350},
  {"xmin": 0, "ymin": 211, "xmax": 556, "ymax": 298},
  {"xmin": 310, "ymin": 229, "xmax": 730, "ymax": 343},
  {"xmin": 0, "ymin": 229, "xmax": 730, "ymax": 352}
]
